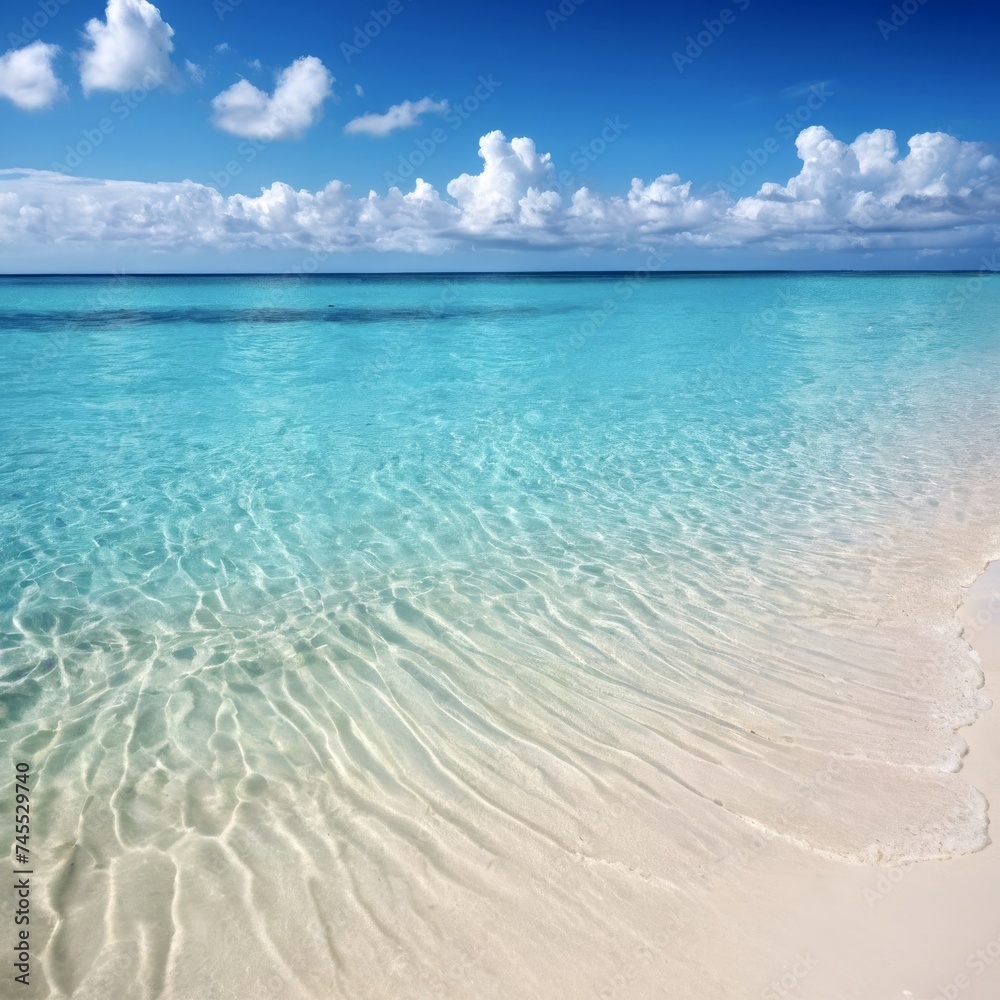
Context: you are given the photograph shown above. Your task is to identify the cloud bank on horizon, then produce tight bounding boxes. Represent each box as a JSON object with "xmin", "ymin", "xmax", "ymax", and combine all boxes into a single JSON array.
[{"xmin": 0, "ymin": 126, "xmax": 998, "ymax": 259}]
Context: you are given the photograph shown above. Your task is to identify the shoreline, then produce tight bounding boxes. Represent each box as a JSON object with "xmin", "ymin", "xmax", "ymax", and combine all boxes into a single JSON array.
[
  {"xmin": 608, "ymin": 555, "xmax": 1000, "ymax": 1000},
  {"xmin": 728, "ymin": 558, "xmax": 1000, "ymax": 999}
]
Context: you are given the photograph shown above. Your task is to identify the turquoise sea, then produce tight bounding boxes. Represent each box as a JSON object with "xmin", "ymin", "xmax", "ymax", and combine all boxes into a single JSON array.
[{"xmin": 1, "ymin": 273, "xmax": 999, "ymax": 999}]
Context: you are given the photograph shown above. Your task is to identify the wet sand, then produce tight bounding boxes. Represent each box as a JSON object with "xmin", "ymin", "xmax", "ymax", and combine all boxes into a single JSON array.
[{"xmin": 614, "ymin": 561, "xmax": 1000, "ymax": 1000}]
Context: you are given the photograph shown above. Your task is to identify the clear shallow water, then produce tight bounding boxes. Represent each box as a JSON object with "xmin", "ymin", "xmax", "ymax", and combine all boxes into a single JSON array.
[{"xmin": 1, "ymin": 273, "xmax": 999, "ymax": 999}]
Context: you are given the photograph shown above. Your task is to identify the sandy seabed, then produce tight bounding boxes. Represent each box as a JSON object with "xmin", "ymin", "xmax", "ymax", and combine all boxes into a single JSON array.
[{"xmin": 9, "ymin": 522, "xmax": 1000, "ymax": 1000}]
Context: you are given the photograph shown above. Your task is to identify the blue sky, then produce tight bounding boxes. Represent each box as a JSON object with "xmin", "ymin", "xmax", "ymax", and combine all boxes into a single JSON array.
[{"xmin": 1, "ymin": 0, "xmax": 998, "ymax": 270}]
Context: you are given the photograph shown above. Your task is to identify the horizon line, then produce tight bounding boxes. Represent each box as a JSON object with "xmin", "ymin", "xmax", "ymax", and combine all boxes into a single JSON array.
[{"xmin": 1, "ymin": 269, "xmax": 997, "ymax": 279}]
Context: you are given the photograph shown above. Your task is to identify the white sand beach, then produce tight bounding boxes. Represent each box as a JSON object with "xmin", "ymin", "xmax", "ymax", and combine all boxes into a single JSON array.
[{"xmin": 604, "ymin": 562, "xmax": 1000, "ymax": 1000}]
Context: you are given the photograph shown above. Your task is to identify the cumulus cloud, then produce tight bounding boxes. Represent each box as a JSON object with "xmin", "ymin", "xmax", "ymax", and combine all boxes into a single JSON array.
[
  {"xmin": 0, "ymin": 42, "xmax": 65, "ymax": 111},
  {"xmin": 211, "ymin": 56, "xmax": 333, "ymax": 140},
  {"xmin": 344, "ymin": 97, "xmax": 449, "ymax": 137},
  {"xmin": 0, "ymin": 127, "xmax": 998, "ymax": 259},
  {"xmin": 79, "ymin": 0, "xmax": 176, "ymax": 95},
  {"xmin": 184, "ymin": 60, "xmax": 204, "ymax": 85},
  {"xmin": 730, "ymin": 126, "xmax": 1000, "ymax": 247},
  {"xmin": 447, "ymin": 131, "xmax": 556, "ymax": 228}
]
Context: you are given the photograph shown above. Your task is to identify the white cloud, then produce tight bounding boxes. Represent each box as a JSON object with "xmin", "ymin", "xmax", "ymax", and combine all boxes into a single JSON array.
[
  {"xmin": 215, "ymin": 43, "xmax": 230, "ymax": 54},
  {"xmin": 447, "ymin": 131, "xmax": 555, "ymax": 227},
  {"xmin": 344, "ymin": 97, "xmax": 448, "ymax": 137},
  {"xmin": 247, "ymin": 58, "xmax": 262, "ymax": 71},
  {"xmin": 79, "ymin": 0, "xmax": 176, "ymax": 95},
  {"xmin": 0, "ymin": 128, "xmax": 998, "ymax": 259},
  {"xmin": 354, "ymin": 83, "xmax": 364, "ymax": 97},
  {"xmin": 0, "ymin": 42, "xmax": 65, "ymax": 111},
  {"xmin": 729, "ymin": 126, "xmax": 1000, "ymax": 247},
  {"xmin": 184, "ymin": 60, "xmax": 204, "ymax": 85},
  {"xmin": 211, "ymin": 56, "xmax": 333, "ymax": 140}
]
